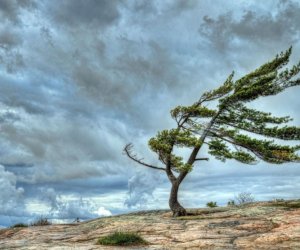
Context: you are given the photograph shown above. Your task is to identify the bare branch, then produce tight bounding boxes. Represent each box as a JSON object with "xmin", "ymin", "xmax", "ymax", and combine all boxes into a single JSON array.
[
  {"xmin": 195, "ymin": 158, "xmax": 209, "ymax": 161},
  {"xmin": 124, "ymin": 143, "xmax": 166, "ymax": 171}
]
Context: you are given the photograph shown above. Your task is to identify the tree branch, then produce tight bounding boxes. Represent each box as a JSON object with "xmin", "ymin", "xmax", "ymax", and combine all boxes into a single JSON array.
[
  {"xmin": 187, "ymin": 110, "xmax": 223, "ymax": 165},
  {"xmin": 208, "ymin": 131, "xmax": 264, "ymax": 161},
  {"xmin": 195, "ymin": 158, "xmax": 209, "ymax": 161},
  {"xmin": 123, "ymin": 144, "xmax": 166, "ymax": 171}
]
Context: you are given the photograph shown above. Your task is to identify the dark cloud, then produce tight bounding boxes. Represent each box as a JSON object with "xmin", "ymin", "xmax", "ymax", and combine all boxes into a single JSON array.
[
  {"xmin": 32, "ymin": 176, "xmax": 128, "ymax": 196},
  {"xmin": 0, "ymin": 76, "xmax": 55, "ymax": 114},
  {"xmin": 125, "ymin": 0, "xmax": 198, "ymax": 20},
  {"xmin": 199, "ymin": 0, "xmax": 300, "ymax": 53},
  {"xmin": 0, "ymin": 0, "xmax": 36, "ymax": 24},
  {"xmin": 0, "ymin": 0, "xmax": 300, "ymax": 227},
  {"xmin": 115, "ymin": 41, "xmax": 181, "ymax": 89},
  {"xmin": 0, "ymin": 113, "xmax": 127, "ymax": 183},
  {"xmin": 129, "ymin": 0, "xmax": 157, "ymax": 14},
  {"xmin": 0, "ymin": 0, "xmax": 35, "ymax": 74},
  {"xmin": 45, "ymin": 0, "xmax": 120, "ymax": 29},
  {"xmin": 0, "ymin": 109, "xmax": 20, "ymax": 124},
  {"xmin": 170, "ymin": 0, "xmax": 199, "ymax": 13},
  {"xmin": 0, "ymin": 27, "xmax": 25, "ymax": 73},
  {"xmin": 70, "ymin": 39, "xmax": 183, "ymax": 113},
  {"xmin": 0, "ymin": 28, "xmax": 22, "ymax": 49},
  {"xmin": 39, "ymin": 27, "xmax": 54, "ymax": 47}
]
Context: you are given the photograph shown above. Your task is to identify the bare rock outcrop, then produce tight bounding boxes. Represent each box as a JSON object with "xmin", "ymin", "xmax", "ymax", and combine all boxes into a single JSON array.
[{"xmin": 1, "ymin": 200, "xmax": 300, "ymax": 249}]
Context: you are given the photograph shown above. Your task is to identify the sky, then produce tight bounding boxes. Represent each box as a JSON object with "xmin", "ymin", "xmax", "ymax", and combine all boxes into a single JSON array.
[{"xmin": 0, "ymin": 0, "xmax": 300, "ymax": 227}]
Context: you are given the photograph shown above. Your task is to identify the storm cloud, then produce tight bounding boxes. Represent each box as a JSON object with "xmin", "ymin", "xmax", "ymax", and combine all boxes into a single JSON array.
[
  {"xmin": 0, "ymin": 165, "xmax": 24, "ymax": 213},
  {"xmin": 0, "ymin": 0, "xmax": 299, "ymax": 227}
]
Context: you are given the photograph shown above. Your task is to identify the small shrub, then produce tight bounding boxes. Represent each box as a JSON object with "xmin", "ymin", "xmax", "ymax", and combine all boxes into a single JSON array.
[
  {"xmin": 11, "ymin": 223, "xmax": 28, "ymax": 228},
  {"xmin": 206, "ymin": 201, "xmax": 218, "ymax": 208},
  {"xmin": 97, "ymin": 232, "xmax": 147, "ymax": 246},
  {"xmin": 273, "ymin": 198, "xmax": 285, "ymax": 202},
  {"xmin": 227, "ymin": 200, "xmax": 235, "ymax": 206},
  {"xmin": 271, "ymin": 199, "xmax": 300, "ymax": 208},
  {"xmin": 31, "ymin": 217, "xmax": 51, "ymax": 226},
  {"xmin": 235, "ymin": 192, "xmax": 255, "ymax": 205}
]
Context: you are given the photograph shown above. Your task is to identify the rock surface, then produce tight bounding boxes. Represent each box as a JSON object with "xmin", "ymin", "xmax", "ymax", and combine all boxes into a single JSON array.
[{"xmin": 1, "ymin": 200, "xmax": 300, "ymax": 249}]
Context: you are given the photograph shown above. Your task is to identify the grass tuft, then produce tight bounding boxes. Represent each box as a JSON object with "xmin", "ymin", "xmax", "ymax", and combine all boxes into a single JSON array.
[
  {"xmin": 97, "ymin": 232, "xmax": 147, "ymax": 246},
  {"xmin": 11, "ymin": 223, "xmax": 28, "ymax": 228}
]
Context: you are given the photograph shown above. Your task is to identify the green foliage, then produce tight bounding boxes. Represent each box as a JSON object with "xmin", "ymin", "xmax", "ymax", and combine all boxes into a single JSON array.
[
  {"xmin": 148, "ymin": 129, "xmax": 199, "ymax": 172},
  {"xmin": 224, "ymin": 72, "xmax": 278, "ymax": 104},
  {"xmin": 228, "ymin": 134, "xmax": 300, "ymax": 163},
  {"xmin": 218, "ymin": 103, "xmax": 292, "ymax": 126},
  {"xmin": 124, "ymin": 48, "xmax": 300, "ymax": 215},
  {"xmin": 169, "ymin": 154, "xmax": 193, "ymax": 172},
  {"xmin": 206, "ymin": 201, "xmax": 218, "ymax": 208},
  {"xmin": 227, "ymin": 200, "xmax": 235, "ymax": 206},
  {"xmin": 171, "ymin": 105, "xmax": 217, "ymax": 120},
  {"xmin": 11, "ymin": 223, "xmax": 28, "ymax": 228},
  {"xmin": 216, "ymin": 47, "xmax": 300, "ymax": 109},
  {"xmin": 97, "ymin": 232, "xmax": 147, "ymax": 246},
  {"xmin": 208, "ymin": 139, "xmax": 257, "ymax": 164},
  {"xmin": 148, "ymin": 48, "xmax": 300, "ymax": 170},
  {"xmin": 208, "ymin": 139, "xmax": 232, "ymax": 161},
  {"xmin": 201, "ymin": 71, "xmax": 235, "ymax": 101},
  {"xmin": 126, "ymin": 48, "xmax": 300, "ymax": 216},
  {"xmin": 217, "ymin": 103, "xmax": 300, "ymax": 141},
  {"xmin": 149, "ymin": 129, "xmax": 200, "ymax": 153}
]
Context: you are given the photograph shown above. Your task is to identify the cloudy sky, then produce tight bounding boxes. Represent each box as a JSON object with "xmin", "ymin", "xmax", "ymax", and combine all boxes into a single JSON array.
[{"xmin": 0, "ymin": 0, "xmax": 300, "ymax": 227}]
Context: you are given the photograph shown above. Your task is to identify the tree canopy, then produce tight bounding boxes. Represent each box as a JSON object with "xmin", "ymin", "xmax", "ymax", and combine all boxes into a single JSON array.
[{"xmin": 125, "ymin": 48, "xmax": 300, "ymax": 216}]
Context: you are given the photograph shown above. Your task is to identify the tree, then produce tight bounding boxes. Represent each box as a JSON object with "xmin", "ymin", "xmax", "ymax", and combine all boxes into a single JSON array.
[{"xmin": 124, "ymin": 48, "xmax": 300, "ymax": 217}]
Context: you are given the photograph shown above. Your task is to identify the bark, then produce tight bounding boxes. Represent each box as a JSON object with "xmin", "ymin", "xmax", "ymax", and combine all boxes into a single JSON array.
[
  {"xmin": 168, "ymin": 111, "xmax": 223, "ymax": 217},
  {"xmin": 169, "ymin": 180, "xmax": 187, "ymax": 217}
]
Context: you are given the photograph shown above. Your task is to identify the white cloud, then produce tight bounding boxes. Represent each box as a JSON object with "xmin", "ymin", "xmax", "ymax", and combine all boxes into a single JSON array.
[
  {"xmin": 124, "ymin": 170, "xmax": 162, "ymax": 209},
  {"xmin": 0, "ymin": 166, "xmax": 34, "ymax": 227},
  {"xmin": 0, "ymin": 165, "xmax": 24, "ymax": 215},
  {"xmin": 95, "ymin": 207, "xmax": 112, "ymax": 217},
  {"xmin": 39, "ymin": 188, "xmax": 112, "ymax": 221}
]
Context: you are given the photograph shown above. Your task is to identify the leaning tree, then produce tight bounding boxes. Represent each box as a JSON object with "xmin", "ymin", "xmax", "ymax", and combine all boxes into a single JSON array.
[{"xmin": 124, "ymin": 48, "xmax": 300, "ymax": 216}]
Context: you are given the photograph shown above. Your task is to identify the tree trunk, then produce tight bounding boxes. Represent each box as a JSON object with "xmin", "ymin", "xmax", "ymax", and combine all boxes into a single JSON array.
[{"xmin": 169, "ymin": 181, "xmax": 187, "ymax": 217}]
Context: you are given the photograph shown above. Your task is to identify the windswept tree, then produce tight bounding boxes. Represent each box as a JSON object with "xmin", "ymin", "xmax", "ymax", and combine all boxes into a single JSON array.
[{"xmin": 124, "ymin": 48, "xmax": 300, "ymax": 217}]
